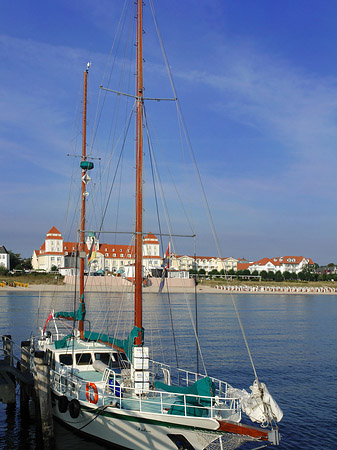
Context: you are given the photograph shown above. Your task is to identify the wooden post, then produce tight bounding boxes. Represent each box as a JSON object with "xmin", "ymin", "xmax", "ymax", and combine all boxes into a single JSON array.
[
  {"xmin": 34, "ymin": 351, "xmax": 54, "ymax": 449},
  {"xmin": 2, "ymin": 335, "xmax": 13, "ymax": 366},
  {"xmin": 20, "ymin": 341, "xmax": 31, "ymax": 410}
]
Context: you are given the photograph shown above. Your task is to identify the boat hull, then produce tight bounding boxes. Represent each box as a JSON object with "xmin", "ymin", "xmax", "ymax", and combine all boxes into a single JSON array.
[{"xmin": 52, "ymin": 394, "xmax": 253, "ymax": 450}]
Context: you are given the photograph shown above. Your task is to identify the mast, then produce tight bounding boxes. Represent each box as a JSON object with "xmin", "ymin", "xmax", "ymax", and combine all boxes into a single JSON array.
[
  {"xmin": 134, "ymin": 0, "xmax": 144, "ymax": 345},
  {"xmin": 79, "ymin": 64, "xmax": 90, "ymax": 338}
]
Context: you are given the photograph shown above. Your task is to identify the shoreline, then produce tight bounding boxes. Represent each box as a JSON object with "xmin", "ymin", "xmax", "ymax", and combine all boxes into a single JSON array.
[{"xmin": 1, "ymin": 282, "xmax": 337, "ymax": 295}]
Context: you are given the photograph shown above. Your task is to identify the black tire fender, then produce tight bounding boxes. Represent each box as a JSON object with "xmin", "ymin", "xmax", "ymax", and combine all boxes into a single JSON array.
[
  {"xmin": 58, "ymin": 395, "xmax": 68, "ymax": 413},
  {"xmin": 69, "ymin": 399, "xmax": 81, "ymax": 419}
]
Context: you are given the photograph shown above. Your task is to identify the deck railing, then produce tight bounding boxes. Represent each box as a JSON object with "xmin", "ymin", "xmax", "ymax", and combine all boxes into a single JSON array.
[{"xmin": 49, "ymin": 363, "xmax": 241, "ymax": 422}]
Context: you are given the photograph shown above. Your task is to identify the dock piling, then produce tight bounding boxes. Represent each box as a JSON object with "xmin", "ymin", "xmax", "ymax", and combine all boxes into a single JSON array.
[{"xmin": 34, "ymin": 350, "xmax": 55, "ymax": 450}]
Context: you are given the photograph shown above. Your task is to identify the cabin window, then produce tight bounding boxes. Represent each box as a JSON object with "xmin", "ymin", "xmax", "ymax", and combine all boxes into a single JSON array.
[
  {"xmin": 59, "ymin": 354, "xmax": 73, "ymax": 365},
  {"xmin": 95, "ymin": 353, "xmax": 113, "ymax": 365},
  {"xmin": 75, "ymin": 353, "xmax": 93, "ymax": 365}
]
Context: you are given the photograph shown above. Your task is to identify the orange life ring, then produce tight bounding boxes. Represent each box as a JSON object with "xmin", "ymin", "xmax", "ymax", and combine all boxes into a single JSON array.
[{"xmin": 86, "ymin": 382, "xmax": 98, "ymax": 404}]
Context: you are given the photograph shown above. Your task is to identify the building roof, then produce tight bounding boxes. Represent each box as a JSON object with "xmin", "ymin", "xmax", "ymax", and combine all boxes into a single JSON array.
[
  {"xmin": 143, "ymin": 232, "xmax": 159, "ymax": 244},
  {"xmin": 46, "ymin": 226, "xmax": 62, "ymax": 236},
  {"xmin": 0, "ymin": 245, "xmax": 8, "ymax": 254}
]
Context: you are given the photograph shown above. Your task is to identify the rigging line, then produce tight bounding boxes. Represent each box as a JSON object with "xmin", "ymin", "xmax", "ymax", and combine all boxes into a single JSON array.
[
  {"xmin": 64, "ymin": 84, "xmax": 83, "ymax": 237},
  {"xmin": 114, "ymin": 149, "xmax": 124, "ymax": 245},
  {"xmin": 86, "ymin": 103, "xmax": 135, "ymax": 238},
  {"xmin": 194, "ymin": 237, "xmax": 199, "ymax": 375},
  {"xmin": 146, "ymin": 117, "xmax": 180, "ymax": 370},
  {"xmin": 88, "ymin": 0, "xmax": 131, "ymax": 158},
  {"xmin": 142, "ymin": 110, "xmax": 174, "ymax": 252},
  {"xmin": 230, "ymin": 294, "xmax": 258, "ymax": 381},
  {"xmin": 101, "ymin": 7, "xmax": 135, "ymax": 216},
  {"xmin": 87, "ymin": 102, "xmax": 136, "ymax": 215},
  {"xmin": 143, "ymin": 109, "xmax": 195, "ymax": 242},
  {"xmin": 97, "ymin": 109, "xmax": 133, "ymax": 239},
  {"xmin": 150, "ymin": 0, "xmax": 221, "ymax": 256},
  {"xmin": 183, "ymin": 288, "xmax": 207, "ymax": 376},
  {"xmin": 151, "ymin": 0, "xmax": 258, "ymax": 382}
]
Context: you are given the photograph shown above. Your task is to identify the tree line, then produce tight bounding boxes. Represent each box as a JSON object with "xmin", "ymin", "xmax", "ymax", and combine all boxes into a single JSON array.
[{"xmin": 189, "ymin": 266, "xmax": 336, "ymax": 282}]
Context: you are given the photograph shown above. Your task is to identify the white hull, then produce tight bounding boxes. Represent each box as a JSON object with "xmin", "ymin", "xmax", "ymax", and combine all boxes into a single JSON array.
[{"xmin": 52, "ymin": 394, "xmax": 251, "ymax": 450}]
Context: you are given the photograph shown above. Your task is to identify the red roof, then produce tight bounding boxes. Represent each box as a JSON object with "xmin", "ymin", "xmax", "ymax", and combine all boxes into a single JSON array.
[{"xmin": 46, "ymin": 226, "xmax": 62, "ymax": 235}]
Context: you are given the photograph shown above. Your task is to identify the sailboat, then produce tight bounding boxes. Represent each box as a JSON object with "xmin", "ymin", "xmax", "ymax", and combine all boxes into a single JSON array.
[{"xmin": 30, "ymin": 1, "xmax": 283, "ymax": 449}]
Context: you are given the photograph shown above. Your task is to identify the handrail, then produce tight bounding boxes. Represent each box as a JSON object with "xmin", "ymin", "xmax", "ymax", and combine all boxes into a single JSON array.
[{"xmin": 49, "ymin": 364, "xmax": 241, "ymax": 420}]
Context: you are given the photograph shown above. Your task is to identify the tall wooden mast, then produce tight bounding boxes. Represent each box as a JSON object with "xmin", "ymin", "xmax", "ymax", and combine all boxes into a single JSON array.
[
  {"xmin": 134, "ymin": 0, "xmax": 144, "ymax": 345},
  {"xmin": 79, "ymin": 65, "xmax": 89, "ymax": 338}
]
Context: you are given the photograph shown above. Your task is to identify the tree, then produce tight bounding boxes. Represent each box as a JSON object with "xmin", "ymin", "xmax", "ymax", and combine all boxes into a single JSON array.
[
  {"xmin": 267, "ymin": 271, "xmax": 275, "ymax": 280},
  {"xmin": 275, "ymin": 271, "xmax": 283, "ymax": 282},
  {"xmin": 283, "ymin": 271, "xmax": 291, "ymax": 280},
  {"xmin": 209, "ymin": 269, "xmax": 220, "ymax": 276},
  {"xmin": 198, "ymin": 269, "xmax": 206, "ymax": 275},
  {"xmin": 9, "ymin": 251, "xmax": 21, "ymax": 270},
  {"xmin": 260, "ymin": 270, "xmax": 268, "ymax": 280},
  {"xmin": 0, "ymin": 266, "xmax": 9, "ymax": 275}
]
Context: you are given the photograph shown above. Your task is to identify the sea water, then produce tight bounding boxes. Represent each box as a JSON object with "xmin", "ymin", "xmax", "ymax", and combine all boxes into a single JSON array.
[{"xmin": 0, "ymin": 290, "xmax": 336, "ymax": 449}]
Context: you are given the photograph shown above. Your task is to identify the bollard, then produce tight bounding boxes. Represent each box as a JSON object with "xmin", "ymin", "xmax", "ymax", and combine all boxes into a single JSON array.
[{"xmin": 34, "ymin": 350, "xmax": 54, "ymax": 450}]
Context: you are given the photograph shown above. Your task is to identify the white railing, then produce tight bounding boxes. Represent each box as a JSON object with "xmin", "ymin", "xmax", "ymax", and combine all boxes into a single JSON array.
[{"xmin": 48, "ymin": 363, "xmax": 241, "ymax": 422}]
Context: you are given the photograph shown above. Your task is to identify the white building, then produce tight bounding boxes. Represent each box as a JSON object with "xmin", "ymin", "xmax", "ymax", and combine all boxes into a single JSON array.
[
  {"xmin": 238, "ymin": 256, "xmax": 315, "ymax": 274},
  {"xmin": 32, "ymin": 228, "xmax": 162, "ymax": 274},
  {"xmin": 0, "ymin": 245, "xmax": 10, "ymax": 270},
  {"xmin": 32, "ymin": 227, "xmax": 65, "ymax": 272},
  {"xmin": 170, "ymin": 254, "xmax": 238, "ymax": 274}
]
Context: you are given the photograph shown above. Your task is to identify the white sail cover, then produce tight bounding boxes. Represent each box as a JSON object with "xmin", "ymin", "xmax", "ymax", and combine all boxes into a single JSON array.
[{"xmin": 228, "ymin": 380, "xmax": 283, "ymax": 425}]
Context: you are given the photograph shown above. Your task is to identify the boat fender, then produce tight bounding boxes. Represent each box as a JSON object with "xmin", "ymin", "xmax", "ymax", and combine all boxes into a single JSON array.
[
  {"xmin": 110, "ymin": 400, "xmax": 120, "ymax": 408},
  {"xmin": 58, "ymin": 395, "xmax": 69, "ymax": 413},
  {"xmin": 93, "ymin": 360, "xmax": 109, "ymax": 374},
  {"xmin": 86, "ymin": 382, "xmax": 99, "ymax": 404},
  {"xmin": 69, "ymin": 399, "xmax": 81, "ymax": 418}
]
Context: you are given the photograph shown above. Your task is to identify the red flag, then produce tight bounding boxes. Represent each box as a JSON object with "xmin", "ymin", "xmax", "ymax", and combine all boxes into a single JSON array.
[{"xmin": 43, "ymin": 310, "xmax": 54, "ymax": 333}]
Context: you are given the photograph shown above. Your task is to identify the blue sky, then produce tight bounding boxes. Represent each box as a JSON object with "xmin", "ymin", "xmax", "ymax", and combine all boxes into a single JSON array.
[{"xmin": 1, "ymin": 0, "xmax": 337, "ymax": 265}]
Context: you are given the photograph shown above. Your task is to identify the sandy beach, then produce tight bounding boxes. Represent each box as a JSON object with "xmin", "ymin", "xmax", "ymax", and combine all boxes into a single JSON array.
[
  {"xmin": 1, "ymin": 282, "xmax": 337, "ymax": 294},
  {"xmin": 0, "ymin": 283, "xmax": 216, "ymax": 294}
]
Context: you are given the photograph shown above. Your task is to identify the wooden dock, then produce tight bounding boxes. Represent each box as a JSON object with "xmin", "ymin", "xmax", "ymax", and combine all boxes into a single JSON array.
[{"xmin": 0, "ymin": 335, "xmax": 34, "ymax": 404}]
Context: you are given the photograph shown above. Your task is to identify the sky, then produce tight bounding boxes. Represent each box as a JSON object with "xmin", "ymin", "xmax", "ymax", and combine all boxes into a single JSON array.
[{"xmin": 1, "ymin": 0, "xmax": 337, "ymax": 265}]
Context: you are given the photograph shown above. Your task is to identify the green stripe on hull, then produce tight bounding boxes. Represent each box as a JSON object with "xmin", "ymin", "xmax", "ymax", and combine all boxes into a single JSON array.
[{"xmin": 79, "ymin": 403, "xmax": 223, "ymax": 435}]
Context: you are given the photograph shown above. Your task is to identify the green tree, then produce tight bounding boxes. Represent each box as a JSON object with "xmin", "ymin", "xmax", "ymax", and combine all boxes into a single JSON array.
[
  {"xmin": 9, "ymin": 251, "xmax": 21, "ymax": 270},
  {"xmin": 275, "ymin": 271, "xmax": 283, "ymax": 281},
  {"xmin": 260, "ymin": 270, "xmax": 268, "ymax": 280},
  {"xmin": 209, "ymin": 269, "xmax": 220, "ymax": 276},
  {"xmin": 0, "ymin": 266, "xmax": 9, "ymax": 275}
]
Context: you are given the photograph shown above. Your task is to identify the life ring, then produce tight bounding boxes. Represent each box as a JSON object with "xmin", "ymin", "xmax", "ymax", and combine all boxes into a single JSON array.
[{"xmin": 86, "ymin": 382, "xmax": 98, "ymax": 404}]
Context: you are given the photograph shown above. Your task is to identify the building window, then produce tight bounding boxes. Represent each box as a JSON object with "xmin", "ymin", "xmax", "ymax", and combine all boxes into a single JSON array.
[{"xmin": 120, "ymin": 254, "xmax": 124, "ymax": 257}]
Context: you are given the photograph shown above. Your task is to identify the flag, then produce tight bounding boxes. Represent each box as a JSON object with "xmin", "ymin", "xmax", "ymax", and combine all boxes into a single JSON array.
[
  {"xmin": 159, "ymin": 242, "xmax": 170, "ymax": 293},
  {"xmin": 88, "ymin": 241, "xmax": 96, "ymax": 264},
  {"xmin": 43, "ymin": 310, "xmax": 54, "ymax": 333}
]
